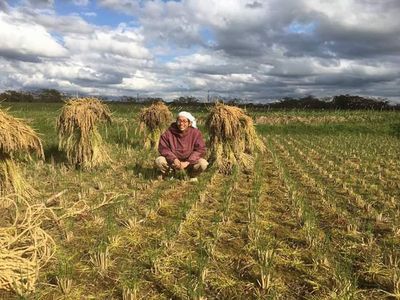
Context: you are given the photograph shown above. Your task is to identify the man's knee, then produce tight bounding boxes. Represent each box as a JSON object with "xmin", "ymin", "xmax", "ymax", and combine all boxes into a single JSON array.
[
  {"xmin": 155, "ymin": 156, "xmax": 168, "ymax": 171},
  {"xmin": 194, "ymin": 158, "xmax": 208, "ymax": 171}
]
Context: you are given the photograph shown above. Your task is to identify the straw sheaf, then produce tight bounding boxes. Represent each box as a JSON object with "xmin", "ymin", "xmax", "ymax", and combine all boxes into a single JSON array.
[
  {"xmin": 139, "ymin": 102, "xmax": 172, "ymax": 149},
  {"xmin": 139, "ymin": 102, "xmax": 172, "ymax": 131},
  {"xmin": 206, "ymin": 103, "xmax": 265, "ymax": 153},
  {"xmin": 0, "ymin": 108, "xmax": 44, "ymax": 158},
  {"xmin": 56, "ymin": 97, "xmax": 112, "ymax": 169},
  {"xmin": 206, "ymin": 102, "xmax": 265, "ymax": 173},
  {"xmin": 57, "ymin": 98, "xmax": 112, "ymax": 136}
]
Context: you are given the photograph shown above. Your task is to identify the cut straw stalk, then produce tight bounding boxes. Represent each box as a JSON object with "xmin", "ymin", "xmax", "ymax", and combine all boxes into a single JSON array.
[
  {"xmin": 0, "ymin": 155, "xmax": 33, "ymax": 197},
  {"xmin": 139, "ymin": 101, "xmax": 172, "ymax": 149},
  {"xmin": 0, "ymin": 108, "xmax": 43, "ymax": 196},
  {"xmin": 57, "ymin": 97, "xmax": 111, "ymax": 169},
  {"xmin": 206, "ymin": 102, "xmax": 265, "ymax": 174},
  {"xmin": 0, "ymin": 197, "xmax": 55, "ymax": 295}
]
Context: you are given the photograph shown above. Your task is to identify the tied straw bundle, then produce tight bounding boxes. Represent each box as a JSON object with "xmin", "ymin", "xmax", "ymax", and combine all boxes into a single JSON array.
[
  {"xmin": 139, "ymin": 101, "xmax": 172, "ymax": 149},
  {"xmin": 206, "ymin": 102, "xmax": 265, "ymax": 174},
  {"xmin": 0, "ymin": 108, "xmax": 44, "ymax": 197},
  {"xmin": 57, "ymin": 97, "xmax": 112, "ymax": 169}
]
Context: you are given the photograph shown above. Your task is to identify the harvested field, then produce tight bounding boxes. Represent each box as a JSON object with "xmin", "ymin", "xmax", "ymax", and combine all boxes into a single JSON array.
[{"xmin": 0, "ymin": 102, "xmax": 399, "ymax": 299}]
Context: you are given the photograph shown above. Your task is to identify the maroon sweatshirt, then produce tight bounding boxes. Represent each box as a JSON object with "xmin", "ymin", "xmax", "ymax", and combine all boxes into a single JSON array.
[{"xmin": 158, "ymin": 123, "xmax": 206, "ymax": 164}]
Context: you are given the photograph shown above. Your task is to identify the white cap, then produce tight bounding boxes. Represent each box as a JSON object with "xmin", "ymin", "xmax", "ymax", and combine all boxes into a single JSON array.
[{"xmin": 177, "ymin": 111, "xmax": 197, "ymax": 128}]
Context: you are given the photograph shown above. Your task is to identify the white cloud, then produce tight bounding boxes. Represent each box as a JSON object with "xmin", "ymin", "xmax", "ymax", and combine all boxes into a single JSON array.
[
  {"xmin": 0, "ymin": 11, "xmax": 67, "ymax": 60},
  {"xmin": 166, "ymin": 52, "xmax": 227, "ymax": 70},
  {"xmin": 0, "ymin": 4, "xmax": 156, "ymax": 95},
  {"xmin": 305, "ymin": 0, "xmax": 400, "ymax": 32},
  {"xmin": 82, "ymin": 11, "xmax": 96, "ymax": 17},
  {"xmin": 22, "ymin": 9, "xmax": 94, "ymax": 35},
  {"xmin": 187, "ymin": 0, "xmax": 268, "ymax": 29},
  {"xmin": 119, "ymin": 70, "xmax": 167, "ymax": 90},
  {"xmin": 0, "ymin": 0, "xmax": 400, "ymax": 102},
  {"xmin": 187, "ymin": 77, "xmax": 208, "ymax": 88},
  {"xmin": 24, "ymin": 0, "xmax": 54, "ymax": 8},
  {"xmin": 97, "ymin": 0, "xmax": 140, "ymax": 13},
  {"xmin": 73, "ymin": 0, "xmax": 90, "ymax": 6},
  {"xmin": 64, "ymin": 28, "xmax": 151, "ymax": 60}
]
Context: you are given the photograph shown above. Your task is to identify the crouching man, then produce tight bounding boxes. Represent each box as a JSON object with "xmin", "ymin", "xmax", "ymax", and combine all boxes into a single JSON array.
[{"xmin": 155, "ymin": 111, "xmax": 208, "ymax": 181}]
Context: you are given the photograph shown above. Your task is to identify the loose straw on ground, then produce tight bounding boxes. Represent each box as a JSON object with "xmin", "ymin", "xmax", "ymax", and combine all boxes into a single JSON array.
[
  {"xmin": 0, "ymin": 108, "xmax": 44, "ymax": 197},
  {"xmin": 206, "ymin": 102, "xmax": 265, "ymax": 174},
  {"xmin": 57, "ymin": 97, "xmax": 112, "ymax": 169},
  {"xmin": 0, "ymin": 196, "xmax": 55, "ymax": 296},
  {"xmin": 139, "ymin": 101, "xmax": 172, "ymax": 149}
]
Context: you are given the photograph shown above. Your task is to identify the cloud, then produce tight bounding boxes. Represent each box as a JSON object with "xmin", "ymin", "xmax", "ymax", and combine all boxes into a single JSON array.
[
  {"xmin": 0, "ymin": 3, "xmax": 156, "ymax": 96},
  {"xmin": 97, "ymin": 0, "xmax": 140, "ymax": 14},
  {"xmin": 138, "ymin": 0, "xmax": 204, "ymax": 48},
  {"xmin": 246, "ymin": 1, "xmax": 262, "ymax": 9},
  {"xmin": 166, "ymin": 51, "xmax": 249, "ymax": 76},
  {"xmin": 73, "ymin": 0, "xmax": 90, "ymax": 6},
  {"xmin": 0, "ymin": 0, "xmax": 399, "ymax": 102},
  {"xmin": 64, "ymin": 25, "xmax": 151, "ymax": 60},
  {"xmin": 119, "ymin": 70, "xmax": 168, "ymax": 91},
  {"xmin": 0, "ymin": 0, "xmax": 9, "ymax": 11},
  {"xmin": 0, "ymin": 11, "xmax": 67, "ymax": 61},
  {"xmin": 290, "ymin": 0, "xmax": 400, "ymax": 59},
  {"xmin": 23, "ymin": 0, "xmax": 54, "ymax": 8},
  {"xmin": 19, "ymin": 8, "xmax": 95, "ymax": 35},
  {"xmin": 82, "ymin": 11, "xmax": 96, "ymax": 17}
]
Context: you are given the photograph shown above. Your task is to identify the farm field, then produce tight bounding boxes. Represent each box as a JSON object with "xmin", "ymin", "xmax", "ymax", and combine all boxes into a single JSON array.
[{"xmin": 1, "ymin": 102, "xmax": 400, "ymax": 299}]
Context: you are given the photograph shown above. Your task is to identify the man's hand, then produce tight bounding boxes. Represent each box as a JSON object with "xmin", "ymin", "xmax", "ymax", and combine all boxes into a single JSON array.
[
  {"xmin": 172, "ymin": 158, "xmax": 182, "ymax": 170},
  {"xmin": 172, "ymin": 159, "xmax": 190, "ymax": 170},
  {"xmin": 180, "ymin": 161, "xmax": 190, "ymax": 169}
]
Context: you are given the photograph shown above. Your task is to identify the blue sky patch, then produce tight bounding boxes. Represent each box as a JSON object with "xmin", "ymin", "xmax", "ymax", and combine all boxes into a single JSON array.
[
  {"xmin": 286, "ymin": 21, "xmax": 317, "ymax": 34},
  {"xmin": 200, "ymin": 27, "xmax": 216, "ymax": 46},
  {"xmin": 54, "ymin": 1, "xmax": 138, "ymax": 28}
]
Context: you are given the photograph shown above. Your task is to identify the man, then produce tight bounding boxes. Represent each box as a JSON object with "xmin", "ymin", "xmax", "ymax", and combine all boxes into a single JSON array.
[{"xmin": 155, "ymin": 111, "xmax": 208, "ymax": 181}]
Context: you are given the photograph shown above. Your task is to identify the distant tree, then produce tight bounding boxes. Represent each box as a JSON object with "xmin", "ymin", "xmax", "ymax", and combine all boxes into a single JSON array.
[
  {"xmin": 0, "ymin": 90, "xmax": 34, "ymax": 102},
  {"xmin": 298, "ymin": 95, "xmax": 330, "ymax": 109},
  {"xmin": 225, "ymin": 98, "xmax": 243, "ymax": 105},
  {"xmin": 271, "ymin": 96, "xmax": 327, "ymax": 109},
  {"xmin": 332, "ymin": 94, "xmax": 390, "ymax": 110},
  {"xmin": 143, "ymin": 97, "xmax": 165, "ymax": 104},
  {"xmin": 172, "ymin": 96, "xmax": 199, "ymax": 104},
  {"xmin": 119, "ymin": 96, "xmax": 137, "ymax": 102},
  {"xmin": 393, "ymin": 103, "xmax": 400, "ymax": 111},
  {"xmin": 38, "ymin": 89, "xmax": 64, "ymax": 102},
  {"xmin": 1, "ymin": 89, "xmax": 68, "ymax": 102}
]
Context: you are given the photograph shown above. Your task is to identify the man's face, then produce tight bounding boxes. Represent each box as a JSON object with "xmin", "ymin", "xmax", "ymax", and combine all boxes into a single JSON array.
[{"xmin": 177, "ymin": 117, "xmax": 190, "ymax": 132}]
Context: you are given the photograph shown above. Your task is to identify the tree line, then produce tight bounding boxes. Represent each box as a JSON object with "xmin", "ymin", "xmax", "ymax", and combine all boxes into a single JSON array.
[
  {"xmin": 0, "ymin": 89, "xmax": 65, "ymax": 103},
  {"xmin": 1, "ymin": 89, "xmax": 399, "ymax": 110}
]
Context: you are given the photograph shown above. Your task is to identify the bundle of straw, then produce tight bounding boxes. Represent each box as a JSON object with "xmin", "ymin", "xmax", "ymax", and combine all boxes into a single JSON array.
[
  {"xmin": 206, "ymin": 102, "xmax": 265, "ymax": 174},
  {"xmin": 0, "ymin": 108, "xmax": 44, "ymax": 196},
  {"xmin": 57, "ymin": 97, "xmax": 112, "ymax": 169},
  {"xmin": 139, "ymin": 101, "xmax": 172, "ymax": 149},
  {"xmin": 0, "ymin": 196, "xmax": 55, "ymax": 296}
]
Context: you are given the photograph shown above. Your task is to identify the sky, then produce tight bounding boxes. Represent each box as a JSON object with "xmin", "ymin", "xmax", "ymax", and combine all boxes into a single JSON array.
[{"xmin": 1, "ymin": 0, "xmax": 400, "ymax": 103}]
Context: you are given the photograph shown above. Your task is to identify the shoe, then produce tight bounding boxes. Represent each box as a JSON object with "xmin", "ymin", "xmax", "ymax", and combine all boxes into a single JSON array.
[{"xmin": 189, "ymin": 177, "xmax": 198, "ymax": 183}]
